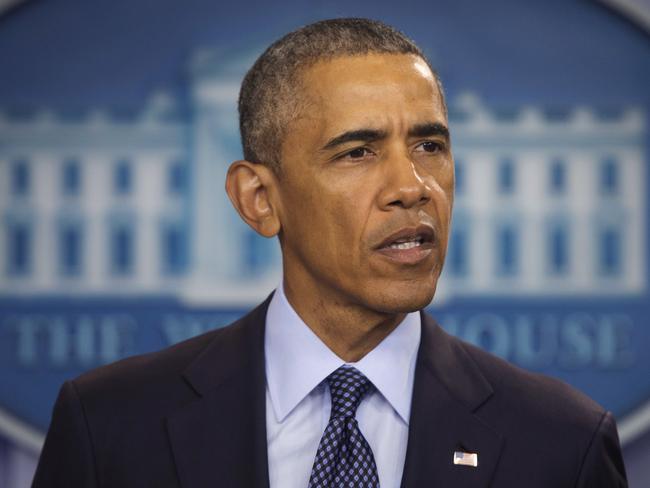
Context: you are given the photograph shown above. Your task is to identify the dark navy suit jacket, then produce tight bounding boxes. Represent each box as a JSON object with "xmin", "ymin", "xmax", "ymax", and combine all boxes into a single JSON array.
[{"xmin": 33, "ymin": 297, "xmax": 627, "ymax": 487}]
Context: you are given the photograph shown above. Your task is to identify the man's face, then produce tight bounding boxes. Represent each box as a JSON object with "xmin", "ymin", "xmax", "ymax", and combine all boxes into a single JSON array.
[{"xmin": 276, "ymin": 53, "xmax": 453, "ymax": 314}]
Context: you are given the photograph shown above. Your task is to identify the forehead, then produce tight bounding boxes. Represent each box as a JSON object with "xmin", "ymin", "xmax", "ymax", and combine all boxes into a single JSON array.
[{"xmin": 297, "ymin": 53, "xmax": 445, "ymax": 128}]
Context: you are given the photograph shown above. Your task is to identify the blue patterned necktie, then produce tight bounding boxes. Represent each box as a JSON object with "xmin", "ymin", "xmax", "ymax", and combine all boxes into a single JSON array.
[{"xmin": 308, "ymin": 366, "xmax": 380, "ymax": 487}]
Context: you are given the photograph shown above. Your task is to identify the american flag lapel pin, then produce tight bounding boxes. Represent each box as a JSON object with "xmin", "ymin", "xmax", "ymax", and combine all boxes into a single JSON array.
[{"xmin": 453, "ymin": 450, "xmax": 478, "ymax": 468}]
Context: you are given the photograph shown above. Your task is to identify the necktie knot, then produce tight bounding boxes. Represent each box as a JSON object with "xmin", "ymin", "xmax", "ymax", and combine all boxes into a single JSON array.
[{"xmin": 326, "ymin": 366, "xmax": 373, "ymax": 418}]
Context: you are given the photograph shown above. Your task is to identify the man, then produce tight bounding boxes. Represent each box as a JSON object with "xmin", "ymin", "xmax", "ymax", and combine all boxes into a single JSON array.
[{"xmin": 33, "ymin": 18, "xmax": 627, "ymax": 487}]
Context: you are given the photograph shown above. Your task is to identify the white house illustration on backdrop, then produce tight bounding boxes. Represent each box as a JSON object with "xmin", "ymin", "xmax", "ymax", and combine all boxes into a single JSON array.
[{"xmin": 0, "ymin": 49, "xmax": 646, "ymax": 304}]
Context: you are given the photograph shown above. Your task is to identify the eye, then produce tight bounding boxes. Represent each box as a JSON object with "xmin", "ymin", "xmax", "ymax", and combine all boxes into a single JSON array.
[
  {"xmin": 415, "ymin": 141, "xmax": 444, "ymax": 154},
  {"xmin": 341, "ymin": 147, "xmax": 374, "ymax": 160}
]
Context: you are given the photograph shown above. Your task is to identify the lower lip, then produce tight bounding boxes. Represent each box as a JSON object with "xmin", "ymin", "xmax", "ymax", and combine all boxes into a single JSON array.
[{"xmin": 375, "ymin": 243, "xmax": 434, "ymax": 265}]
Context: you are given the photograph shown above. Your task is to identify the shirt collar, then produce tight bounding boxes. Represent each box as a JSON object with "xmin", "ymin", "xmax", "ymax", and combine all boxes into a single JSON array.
[{"xmin": 264, "ymin": 283, "xmax": 421, "ymax": 425}]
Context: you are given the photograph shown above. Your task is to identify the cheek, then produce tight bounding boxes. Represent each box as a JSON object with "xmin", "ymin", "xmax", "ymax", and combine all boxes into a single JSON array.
[
  {"xmin": 435, "ymin": 161, "xmax": 456, "ymax": 193},
  {"xmin": 422, "ymin": 172, "xmax": 454, "ymax": 241},
  {"xmin": 424, "ymin": 170, "xmax": 454, "ymax": 207},
  {"xmin": 318, "ymin": 193, "xmax": 372, "ymax": 272},
  {"xmin": 324, "ymin": 194, "xmax": 363, "ymax": 246},
  {"xmin": 282, "ymin": 167, "xmax": 376, "ymax": 265},
  {"xmin": 283, "ymin": 181, "xmax": 349, "ymax": 253}
]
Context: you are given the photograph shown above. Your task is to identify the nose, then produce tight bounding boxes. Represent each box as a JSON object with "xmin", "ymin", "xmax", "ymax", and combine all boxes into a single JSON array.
[{"xmin": 378, "ymin": 151, "xmax": 432, "ymax": 210}]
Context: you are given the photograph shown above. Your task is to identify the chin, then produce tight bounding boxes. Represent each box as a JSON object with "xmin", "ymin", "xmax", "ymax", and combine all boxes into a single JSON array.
[{"xmin": 370, "ymin": 279, "xmax": 437, "ymax": 314}]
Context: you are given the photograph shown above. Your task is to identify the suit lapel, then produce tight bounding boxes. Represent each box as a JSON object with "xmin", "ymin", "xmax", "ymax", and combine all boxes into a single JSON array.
[
  {"xmin": 163, "ymin": 301, "xmax": 503, "ymax": 487},
  {"xmin": 166, "ymin": 298, "xmax": 271, "ymax": 488},
  {"xmin": 401, "ymin": 313, "xmax": 504, "ymax": 488}
]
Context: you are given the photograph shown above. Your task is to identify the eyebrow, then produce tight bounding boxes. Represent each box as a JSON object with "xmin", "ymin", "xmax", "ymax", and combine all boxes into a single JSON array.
[
  {"xmin": 321, "ymin": 122, "xmax": 450, "ymax": 151},
  {"xmin": 321, "ymin": 129, "xmax": 388, "ymax": 151},
  {"xmin": 408, "ymin": 122, "xmax": 450, "ymax": 140}
]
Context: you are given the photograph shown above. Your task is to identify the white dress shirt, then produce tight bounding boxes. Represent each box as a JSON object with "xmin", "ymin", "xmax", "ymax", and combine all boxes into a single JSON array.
[{"xmin": 265, "ymin": 284, "xmax": 421, "ymax": 488}]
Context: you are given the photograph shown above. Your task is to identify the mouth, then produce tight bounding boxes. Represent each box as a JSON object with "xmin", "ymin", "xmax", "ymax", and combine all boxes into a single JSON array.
[{"xmin": 374, "ymin": 225, "xmax": 436, "ymax": 265}]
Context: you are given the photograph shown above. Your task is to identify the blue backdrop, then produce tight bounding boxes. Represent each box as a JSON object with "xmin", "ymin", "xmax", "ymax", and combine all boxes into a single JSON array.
[{"xmin": 0, "ymin": 1, "xmax": 649, "ymax": 486}]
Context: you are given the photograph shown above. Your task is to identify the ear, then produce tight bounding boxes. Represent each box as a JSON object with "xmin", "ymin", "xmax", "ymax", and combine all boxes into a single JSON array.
[{"xmin": 225, "ymin": 160, "xmax": 281, "ymax": 237}]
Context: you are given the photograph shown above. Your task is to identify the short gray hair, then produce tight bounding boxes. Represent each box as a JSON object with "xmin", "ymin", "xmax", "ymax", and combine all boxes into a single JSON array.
[{"xmin": 238, "ymin": 18, "xmax": 445, "ymax": 172}]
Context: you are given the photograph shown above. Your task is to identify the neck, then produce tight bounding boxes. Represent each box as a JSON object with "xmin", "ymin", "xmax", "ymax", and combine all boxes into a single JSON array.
[{"xmin": 282, "ymin": 279, "xmax": 406, "ymax": 362}]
